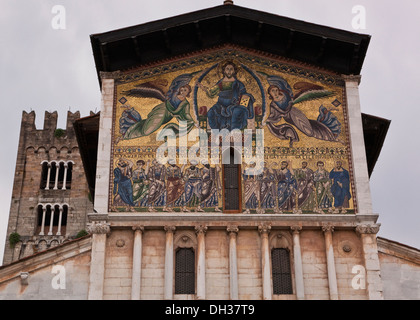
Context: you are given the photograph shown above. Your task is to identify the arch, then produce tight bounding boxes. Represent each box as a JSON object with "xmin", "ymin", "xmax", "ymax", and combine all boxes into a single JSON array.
[
  {"xmin": 269, "ymin": 230, "xmax": 293, "ymax": 250},
  {"xmin": 174, "ymin": 230, "xmax": 197, "ymax": 250},
  {"xmin": 59, "ymin": 146, "xmax": 69, "ymax": 154}
]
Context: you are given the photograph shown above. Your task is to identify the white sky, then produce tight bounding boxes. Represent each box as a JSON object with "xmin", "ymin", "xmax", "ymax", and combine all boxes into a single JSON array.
[{"xmin": 1, "ymin": 0, "xmax": 419, "ymax": 264}]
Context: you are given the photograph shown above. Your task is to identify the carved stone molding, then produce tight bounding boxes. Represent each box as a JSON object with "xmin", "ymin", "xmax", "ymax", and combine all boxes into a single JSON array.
[
  {"xmin": 20, "ymin": 272, "xmax": 29, "ymax": 285},
  {"xmin": 195, "ymin": 225, "xmax": 208, "ymax": 235},
  {"xmin": 132, "ymin": 226, "xmax": 145, "ymax": 233},
  {"xmin": 322, "ymin": 224, "xmax": 335, "ymax": 233},
  {"xmin": 258, "ymin": 224, "xmax": 271, "ymax": 235},
  {"xmin": 87, "ymin": 221, "xmax": 110, "ymax": 235},
  {"xmin": 116, "ymin": 239, "xmax": 125, "ymax": 248},
  {"xmin": 100, "ymin": 70, "xmax": 121, "ymax": 80},
  {"xmin": 164, "ymin": 225, "xmax": 176, "ymax": 233},
  {"xmin": 227, "ymin": 225, "xmax": 239, "ymax": 235},
  {"xmin": 355, "ymin": 224, "xmax": 380, "ymax": 236},
  {"xmin": 342, "ymin": 74, "xmax": 362, "ymax": 85},
  {"xmin": 290, "ymin": 226, "xmax": 302, "ymax": 234}
]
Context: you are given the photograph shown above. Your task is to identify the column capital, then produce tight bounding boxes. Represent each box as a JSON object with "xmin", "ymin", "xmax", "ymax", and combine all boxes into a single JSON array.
[
  {"xmin": 290, "ymin": 225, "xmax": 302, "ymax": 234},
  {"xmin": 322, "ymin": 224, "xmax": 335, "ymax": 233},
  {"xmin": 355, "ymin": 224, "xmax": 380, "ymax": 236},
  {"xmin": 132, "ymin": 226, "xmax": 145, "ymax": 233},
  {"xmin": 100, "ymin": 70, "xmax": 121, "ymax": 80},
  {"xmin": 164, "ymin": 225, "xmax": 176, "ymax": 233},
  {"xmin": 258, "ymin": 224, "xmax": 271, "ymax": 235},
  {"xmin": 227, "ymin": 225, "xmax": 239, "ymax": 235},
  {"xmin": 87, "ymin": 221, "xmax": 110, "ymax": 235},
  {"xmin": 342, "ymin": 74, "xmax": 362, "ymax": 85},
  {"xmin": 195, "ymin": 225, "xmax": 208, "ymax": 235}
]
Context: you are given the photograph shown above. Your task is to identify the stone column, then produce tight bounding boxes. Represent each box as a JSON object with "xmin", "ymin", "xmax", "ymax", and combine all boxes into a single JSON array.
[
  {"xmin": 164, "ymin": 225, "xmax": 176, "ymax": 300},
  {"xmin": 227, "ymin": 226, "xmax": 239, "ymax": 300},
  {"xmin": 87, "ymin": 221, "xmax": 110, "ymax": 300},
  {"xmin": 53, "ymin": 162, "xmax": 60, "ymax": 190},
  {"xmin": 290, "ymin": 226, "xmax": 305, "ymax": 300},
  {"xmin": 343, "ymin": 75, "xmax": 373, "ymax": 215},
  {"xmin": 61, "ymin": 163, "xmax": 68, "ymax": 190},
  {"xmin": 322, "ymin": 224, "xmax": 338, "ymax": 300},
  {"xmin": 258, "ymin": 224, "xmax": 272, "ymax": 300},
  {"xmin": 356, "ymin": 224, "xmax": 383, "ymax": 300},
  {"xmin": 45, "ymin": 163, "xmax": 51, "ymax": 190},
  {"xmin": 39, "ymin": 206, "xmax": 46, "ymax": 236},
  {"xmin": 47, "ymin": 206, "xmax": 55, "ymax": 236},
  {"xmin": 56, "ymin": 206, "xmax": 63, "ymax": 236},
  {"xmin": 195, "ymin": 225, "xmax": 208, "ymax": 300},
  {"xmin": 131, "ymin": 226, "xmax": 144, "ymax": 300}
]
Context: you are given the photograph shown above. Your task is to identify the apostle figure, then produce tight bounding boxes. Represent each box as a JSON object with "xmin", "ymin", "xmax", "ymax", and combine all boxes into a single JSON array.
[
  {"xmin": 132, "ymin": 159, "xmax": 150, "ymax": 207},
  {"xmin": 313, "ymin": 161, "xmax": 333, "ymax": 213},
  {"xmin": 183, "ymin": 160, "xmax": 202, "ymax": 212},
  {"xmin": 147, "ymin": 159, "xmax": 166, "ymax": 212},
  {"xmin": 113, "ymin": 158, "xmax": 136, "ymax": 211},
  {"xmin": 165, "ymin": 159, "xmax": 185, "ymax": 212},
  {"xmin": 292, "ymin": 161, "xmax": 316, "ymax": 211},
  {"xmin": 329, "ymin": 160, "xmax": 351, "ymax": 213},
  {"xmin": 243, "ymin": 162, "xmax": 261, "ymax": 213},
  {"xmin": 199, "ymin": 160, "xmax": 221, "ymax": 212},
  {"xmin": 276, "ymin": 161, "xmax": 297, "ymax": 212},
  {"xmin": 259, "ymin": 162, "xmax": 277, "ymax": 212}
]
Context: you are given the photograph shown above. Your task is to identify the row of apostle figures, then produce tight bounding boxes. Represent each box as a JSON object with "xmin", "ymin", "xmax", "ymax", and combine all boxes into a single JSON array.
[{"xmin": 112, "ymin": 158, "xmax": 351, "ymax": 214}]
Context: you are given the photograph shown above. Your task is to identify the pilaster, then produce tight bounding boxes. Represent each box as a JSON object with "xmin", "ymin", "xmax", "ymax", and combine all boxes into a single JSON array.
[
  {"xmin": 195, "ymin": 225, "xmax": 207, "ymax": 300},
  {"xmin": 258, "ymin": 224, "xmax": 272, "ymax": 300},
  {"xmin": 322, "ymin": 224, "xmax": 338, "ymax": 300},
  {"xmin": 290, "ymin": 226, "xmax": 305, "ymax": 300},
  {"xmin": 343, "ymin": 74, "xmax": 373, "ymax": 215},
  {"xmin": 356, "ymin": 223, "xmax": 384, "ymax": 300},
  {"xmin": 87, "ymin": 220, "xmax": 110, "ymax": 300},
  {"xmin": 227, "ymin": 225, "xmax": 239, "ymax": 300}
]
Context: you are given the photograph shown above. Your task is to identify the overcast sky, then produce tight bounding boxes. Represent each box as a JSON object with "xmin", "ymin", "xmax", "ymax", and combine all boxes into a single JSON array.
[{"xmin": 1, "ymin": 0, "xmax": 419, "ymax": 264}]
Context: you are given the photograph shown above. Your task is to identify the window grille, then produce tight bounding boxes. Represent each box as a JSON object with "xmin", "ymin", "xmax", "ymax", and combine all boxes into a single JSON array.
[
  {"xmin": 272, "ymin": 248, "xmax": 293, "ymax": 294},
  {"xmin": 175, "ymin": 248, "xmax": 195, "ymax": 294},
  {"xmin": 223, "ymin": 148, "xmax": 241, "ymax": 211}
]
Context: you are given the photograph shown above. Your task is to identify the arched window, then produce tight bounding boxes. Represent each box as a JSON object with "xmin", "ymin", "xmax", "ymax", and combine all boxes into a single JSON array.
[
  {"xmin": 40, "ymin": 162, "xmax": 49, "ymax": 189},
  {"xmin": 271, "ymin": 248, "xmax": 293, "ymax": 294},
  {"xmin": 39, "ymin": 161, "xmax": 73, "ymax": 190},
  {"xmin": 36, "ymin": 204, "xmax": 68, "ymax": 236},
  {"xmin": 175, "ymin": 248, "xmax": 195, "ymax": 294}
]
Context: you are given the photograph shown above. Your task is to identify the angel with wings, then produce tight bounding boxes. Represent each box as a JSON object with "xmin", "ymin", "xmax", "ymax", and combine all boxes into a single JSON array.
[
  {"xmin": 117, "ymin": 72, "xmax": 200, "ymax": 142},
  {"xmin": 259, "ymin": 72, "xmax": 342, "ymax": 147}
]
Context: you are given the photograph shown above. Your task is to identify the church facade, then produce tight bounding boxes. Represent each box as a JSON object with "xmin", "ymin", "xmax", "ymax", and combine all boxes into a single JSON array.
[{"xmin": 1, "ymin": 3, "xmax": 419, "ymax": 300}]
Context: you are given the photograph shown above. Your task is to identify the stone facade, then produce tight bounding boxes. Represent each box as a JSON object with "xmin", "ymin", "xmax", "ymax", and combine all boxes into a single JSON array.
[
  {"xmin": 1, "ymin": 5, "xmax": 419, "ymax": 301},
  {"xmin": 2, "ymin": 111, "xmax": 93, "ymax": 265},
  {"xmin": 2, "ymin": 222, "xmax": 418, "ymax": 300}
]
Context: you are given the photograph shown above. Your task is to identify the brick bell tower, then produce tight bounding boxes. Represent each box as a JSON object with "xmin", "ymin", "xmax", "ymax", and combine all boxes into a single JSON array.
[{"xmin": 2, "ymin": 110, "xmax": 94, "ymax": 265}]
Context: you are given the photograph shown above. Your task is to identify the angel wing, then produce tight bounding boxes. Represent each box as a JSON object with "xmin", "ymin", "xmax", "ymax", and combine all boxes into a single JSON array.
[
  {"xmin": 165, "ymin": 71, "xmax": 202, "ymax": 100},
  {"xmin": 292, "ymin": 82, "xmax": 334, "ymax": 105},
  {"xmin": 257, "ymin": 71, "xmax": 293, "ymax": 95},
  {"xmin": 122, "ymin": 79, "xmax": 168, "ymax": 101}
]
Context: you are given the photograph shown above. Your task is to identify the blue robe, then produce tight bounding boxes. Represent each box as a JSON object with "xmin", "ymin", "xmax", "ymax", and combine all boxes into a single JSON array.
[
  {"xmin": 113, "ymin": 167, "xmax": 136, "ymax": 207},
  {"xmin": 207, "ymin": 79, "xmax": 255, "ymax": 130},
  {"xmin": 277, "ymin": 169, "xmax": 297, "ymax": 210},
  {"xmin": 329, "ymin": 168, "xmax": 351, "ymax": 207}
]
